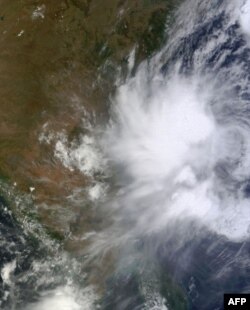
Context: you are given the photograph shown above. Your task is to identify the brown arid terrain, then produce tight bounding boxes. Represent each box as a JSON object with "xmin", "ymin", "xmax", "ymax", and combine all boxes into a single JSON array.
[{"xmin": 0, "ymin": 0, "xmax": 176, "ymax": 250}]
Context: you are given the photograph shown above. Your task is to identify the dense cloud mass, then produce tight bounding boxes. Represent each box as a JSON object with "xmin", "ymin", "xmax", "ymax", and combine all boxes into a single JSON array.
[{"xmin": 99, "ymin": 0, "xmax": 250, "ymax": 252}]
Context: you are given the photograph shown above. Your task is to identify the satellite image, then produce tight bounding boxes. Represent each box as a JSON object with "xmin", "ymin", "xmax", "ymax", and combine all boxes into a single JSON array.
[{"xmin": 0, "ymin": 0, "xmax": 250, "ymax": 309}]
